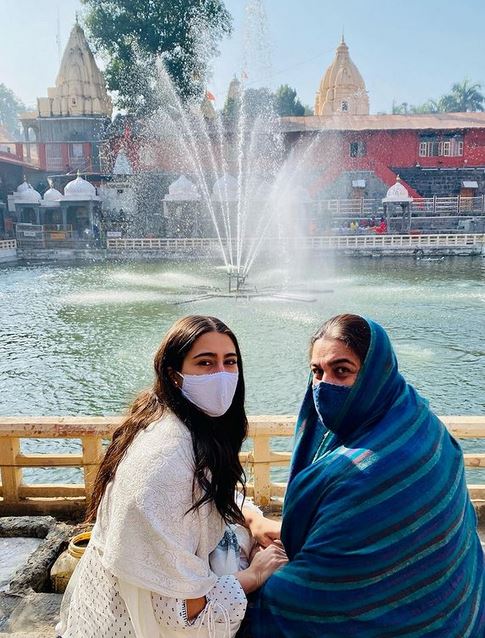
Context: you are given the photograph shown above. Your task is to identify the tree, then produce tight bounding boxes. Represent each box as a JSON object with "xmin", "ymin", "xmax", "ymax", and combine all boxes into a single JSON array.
[
  {"xmin": 274, "ymin": 84, "xmax": 305, "ymax": 116},
  {"xmin": 0, "ymin": 84, "xmax": 25, "ymax": 139},
  {"xmin": 81, "ymin": 0, "xmax": 232, "ymax": 115},
  {"xmin": 392, "ymin": 100, "xmax": 439, "ymax": 115},
  {"xmin": 222, "ymin": 86, "xmax": 275, "ymax": 122},
  {"xmin": 392, "ymin": 79, "xmax": 485, "ymax": 115},
  {"xmin": 441, "ymin": 80, "xmax": 484, "ymax": 112}
]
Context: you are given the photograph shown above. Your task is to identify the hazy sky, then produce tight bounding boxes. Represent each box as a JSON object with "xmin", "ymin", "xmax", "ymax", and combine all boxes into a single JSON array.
[{"xmin": 1, "ymin": 0, "xmax": 484, "ymax": 114}]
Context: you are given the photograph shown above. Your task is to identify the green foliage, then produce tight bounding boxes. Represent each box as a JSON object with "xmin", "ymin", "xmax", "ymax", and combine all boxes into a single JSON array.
[
  {"xmin": 222, "ymin": 96, "xmax": 239, "ymax": 120},
  {"xmin": 392, "ymin": 79, "xmax": 485, "ymax": 115},
  {"xmin": 274, "ymin": 84, "xmax": 304, "ymax": 117},
  {"xmin": 0, "ymin": 83, "xmax": 25, "ymax": 139},
  {"xmin": 442, "ymin": 80, "xmax": 484, "ymax": 112},
  {"xmin": 81, "ymin": 0, "xmax": 232, "ymax": 115},
  {"xmin": 222, "ymin": 83, "xmax": 306, "ymax": 121}
]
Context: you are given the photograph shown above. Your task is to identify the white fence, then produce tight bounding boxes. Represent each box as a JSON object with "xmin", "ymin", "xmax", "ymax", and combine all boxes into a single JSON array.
[
  {"xmin": 0, "ymin": 239, "xmax": 17, "ymax": 250},
  {"xmin": 0, "ymin": 239, "xmax": 17, "ymax": 262},
  {"xmin": 300, "ymin": 233, "xmax": 484, "ymax": 250},
  {"xmin": 322, "ymin": 196, "xmax": 485, "ymax": 217},
  {"xmin": 107, "ymin": 234, "xmax": 485, "ymax": 251}
]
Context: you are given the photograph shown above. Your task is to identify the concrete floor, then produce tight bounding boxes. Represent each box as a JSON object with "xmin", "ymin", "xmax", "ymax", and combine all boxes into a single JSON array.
[{"xmin": 2, "ymin": 523, "xmax": 484, "ymax": 637}]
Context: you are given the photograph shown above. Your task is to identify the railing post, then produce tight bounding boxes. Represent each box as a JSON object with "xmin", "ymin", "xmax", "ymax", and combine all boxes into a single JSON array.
[
  {"xmin": 0, "ymin": 436, "xmax": 22, "ymax": 503},
  {"xmin": 82, "ymin": 436, "xmax": 104, "ymax": 504},
  {"xmin": 252, "ymin": 435, "xmax": 272, "ymax": 508}
]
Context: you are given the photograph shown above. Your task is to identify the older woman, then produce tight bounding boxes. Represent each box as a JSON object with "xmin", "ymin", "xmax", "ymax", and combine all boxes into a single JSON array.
[{"xmin": 249, "ymin": 314, "xmax": 484, "ymax": 637}]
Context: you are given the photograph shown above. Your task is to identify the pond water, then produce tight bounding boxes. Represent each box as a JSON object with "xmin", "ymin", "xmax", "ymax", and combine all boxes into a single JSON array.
[
  {"xmin": 1, "ymin": 254, "xmax": 484, "ymax": 484},
  {"xmin": 0, "ymin": 537, "xmax": 43, "ymax": 591}
]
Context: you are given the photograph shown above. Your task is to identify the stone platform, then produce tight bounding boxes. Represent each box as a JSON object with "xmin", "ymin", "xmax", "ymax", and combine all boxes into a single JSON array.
[
  {"xmin": 1, "ymin": 517, "xmax": 483, "ymax": 637},
  {"xmin": 0, "ymin": 517, "xmax": 83, "ymax": 637}
]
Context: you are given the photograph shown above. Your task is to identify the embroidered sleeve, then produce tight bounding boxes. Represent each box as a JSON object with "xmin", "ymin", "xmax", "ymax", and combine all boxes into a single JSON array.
[{"xmin": 151, "ymin": 575, "xmax": 247, "ymax": 630}]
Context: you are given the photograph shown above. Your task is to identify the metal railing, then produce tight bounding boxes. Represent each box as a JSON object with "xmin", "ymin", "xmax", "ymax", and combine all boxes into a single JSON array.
[{"xmin": 0, "ymin": 416, "xmax": 484, "ymax": 516}]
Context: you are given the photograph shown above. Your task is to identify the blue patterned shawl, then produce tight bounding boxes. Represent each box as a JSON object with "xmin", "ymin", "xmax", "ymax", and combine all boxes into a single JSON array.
[{"xmin": 249, "ymin": 319, "xmax": 484, "ymax": 637}]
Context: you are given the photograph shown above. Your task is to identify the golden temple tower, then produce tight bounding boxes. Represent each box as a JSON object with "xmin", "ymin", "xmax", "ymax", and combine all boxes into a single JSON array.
[
  {"xmin": 37, "ymin": 22, "xmax": 112, "ymax": 118},
  {"xmin": 314, "ymin": 37, "xmax": 369, "ymax": 116}
]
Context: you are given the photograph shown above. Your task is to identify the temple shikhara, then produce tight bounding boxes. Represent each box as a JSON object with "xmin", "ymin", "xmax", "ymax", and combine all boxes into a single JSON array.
[{"xmin": 314, "ymin": 37, "xmax": 369, "ymax": 116}]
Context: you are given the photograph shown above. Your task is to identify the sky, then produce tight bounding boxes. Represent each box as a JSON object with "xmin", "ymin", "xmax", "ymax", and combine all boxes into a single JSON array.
[{"xmin": 1, "ymin": 0, "xmax": 485, "ymax": 114}]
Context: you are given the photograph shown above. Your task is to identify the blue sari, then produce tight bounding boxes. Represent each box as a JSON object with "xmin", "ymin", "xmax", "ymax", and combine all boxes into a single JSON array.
[{"xmin": 249, "ymin": 319, "xmax": 484, "ymax": 637}]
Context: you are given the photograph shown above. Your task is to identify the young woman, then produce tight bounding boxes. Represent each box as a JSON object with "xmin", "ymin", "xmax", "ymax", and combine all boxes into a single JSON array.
[
  {"xmin": 58, "ymin": 315, "xmax": 286, "ymax": 638},
  {"xmin": 249, "ymin": 314, "xmax": 484, "ymax": 637}
]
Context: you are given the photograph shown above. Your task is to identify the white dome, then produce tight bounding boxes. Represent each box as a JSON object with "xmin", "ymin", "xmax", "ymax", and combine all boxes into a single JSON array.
[
  {"xmin": 64, "ymin": 174, "xmax": 97, "ymax": 200},
  {"xmin": 383, "ymin": 178, "xmax": 412, "ymax": 202},
  {"xmin": 42, "ymin": 187, "xmax": 63, "ymax": 206},
  {"xmin": 15, "ymin": 180, "xmax": 41, "ymax": 203},
  {"xmin": 212, "ymin": 174, "xmax": 238, "ymax": 202},
  {"xmin": 43, "ymin": 187, "xmax": 63, "ymax": 202},
  {"xmin": 164, "ymin": 175, "xmax": 200, "ymax": 201},
  {"xmin": 113, "ymin": 150, "xmax": 133, "ymax": 175}
]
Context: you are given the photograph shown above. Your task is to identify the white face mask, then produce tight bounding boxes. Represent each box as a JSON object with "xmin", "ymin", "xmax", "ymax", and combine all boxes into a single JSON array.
[{"xmin": 177, "ymin": 371, "xmax": 239, "ymax": 417}]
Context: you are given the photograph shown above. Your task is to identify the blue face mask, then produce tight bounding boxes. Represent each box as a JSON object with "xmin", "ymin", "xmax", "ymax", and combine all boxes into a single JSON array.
[{"xmin": 312, "ymin": 381, "xmax": 352, "ymax": 431}]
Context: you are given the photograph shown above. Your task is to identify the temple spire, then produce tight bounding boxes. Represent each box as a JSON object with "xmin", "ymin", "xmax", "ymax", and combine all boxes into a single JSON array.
[
  {"xmin": 36, "ymin": 22, "xmax": 112, "ymax": 118},
  {"xmin": 314, "ymin": 37, "xmax": 369, "ymax": 116}
]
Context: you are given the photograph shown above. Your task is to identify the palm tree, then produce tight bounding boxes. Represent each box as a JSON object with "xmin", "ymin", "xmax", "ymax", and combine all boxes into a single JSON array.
[{"xmin": 441, "ymin": 80, "xmax": 485, "ymax": 112}]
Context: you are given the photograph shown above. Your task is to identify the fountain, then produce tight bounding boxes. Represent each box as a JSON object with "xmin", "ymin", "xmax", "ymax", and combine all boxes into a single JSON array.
[{"xmin": 122, "ymin": 0, "xmax": 322, "ymax": 297}]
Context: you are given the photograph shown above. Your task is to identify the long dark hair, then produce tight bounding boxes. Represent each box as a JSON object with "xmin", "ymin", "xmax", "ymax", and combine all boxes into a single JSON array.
[
  {"xmin": 310, "ymin": 313, "xmax": 371, "ymax": 363},
  {"xmin": 86, "ymin": 315, "xmax": 247, "ymax": 525}
]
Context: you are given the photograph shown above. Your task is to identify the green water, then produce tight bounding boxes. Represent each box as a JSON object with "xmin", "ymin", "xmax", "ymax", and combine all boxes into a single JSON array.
[{"xmin": 1, "ymin": 255, "xmax": 484, "ymax": 484}]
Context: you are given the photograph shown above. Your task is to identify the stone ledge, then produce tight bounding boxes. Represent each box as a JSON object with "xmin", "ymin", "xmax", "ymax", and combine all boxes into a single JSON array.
[{"xmin": 0, "ymin": 592, "xmax": 61, "ymax": 635}]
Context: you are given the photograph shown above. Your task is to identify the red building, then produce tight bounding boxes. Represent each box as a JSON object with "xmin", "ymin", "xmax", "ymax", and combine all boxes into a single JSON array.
[{"xmin": 281, "ymin": 113, "xmax": 485, "ymax": 200}]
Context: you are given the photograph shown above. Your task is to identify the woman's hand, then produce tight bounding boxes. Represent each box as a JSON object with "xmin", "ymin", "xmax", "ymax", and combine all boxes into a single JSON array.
[
  {"xmin": 235, "ymin": 542, "xmax": 288, "ymax": 594},
  {"xmin": 243, "ymin": 507, "xmax": 282, "ymax": 548},
  {"xmin": 186, "ymin": 596, "xmax": 206, "ymax": 621}
]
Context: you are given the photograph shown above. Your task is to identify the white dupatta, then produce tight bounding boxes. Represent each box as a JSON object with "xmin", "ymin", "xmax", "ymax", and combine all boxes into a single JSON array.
[{"xmin": 91, "ymin": 411, "xmax": 226, "ymax": 599}]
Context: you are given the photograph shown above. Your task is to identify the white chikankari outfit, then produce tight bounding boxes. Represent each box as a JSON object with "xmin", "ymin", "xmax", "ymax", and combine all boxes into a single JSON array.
[{"xmin": 57, "ymin": 411, "xmax": 256, "ymax": 638}]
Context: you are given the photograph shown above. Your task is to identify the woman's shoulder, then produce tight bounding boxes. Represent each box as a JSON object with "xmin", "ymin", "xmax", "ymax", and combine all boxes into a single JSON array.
[{"xmin": 119, "ymin": 410, "xmax": 194, "ymax": 480}]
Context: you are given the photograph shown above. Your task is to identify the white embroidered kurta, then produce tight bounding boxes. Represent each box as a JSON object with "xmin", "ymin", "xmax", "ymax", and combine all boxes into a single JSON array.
[{"xmin": 57, "ymin": 412, "xmax": 248, "ymax": 638}]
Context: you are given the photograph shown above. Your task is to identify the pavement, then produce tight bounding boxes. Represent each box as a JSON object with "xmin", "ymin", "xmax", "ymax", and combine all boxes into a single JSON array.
[{"xmin": 1, "ymin": 523, "xmax": 484, "ymax": 637}]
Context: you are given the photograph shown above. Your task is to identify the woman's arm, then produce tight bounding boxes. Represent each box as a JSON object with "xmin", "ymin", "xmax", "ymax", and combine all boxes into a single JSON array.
[{"xmin": 185, "ymin": 540, "xmax": 287, "ymax": 620}]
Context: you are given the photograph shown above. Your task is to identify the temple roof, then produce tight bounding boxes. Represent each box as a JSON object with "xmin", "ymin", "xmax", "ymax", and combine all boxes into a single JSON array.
[
  {"xmin": 315, "ymin": 38, "xmax": 369, "ymax": 116},
  {"xmin": 281, "ymin": 111, "xmax": 485, "ymax": 132},
  {"xmin": 64, "ymin": 173, "xmax": 98, "ymax": 200},
  {"xmin": 35, "ymin": 23, "xmax": 112, "ymax": 118},
  {"xmin": 383, "ymin": 177, "xmax": 413, "ymax": 202},
  {"xmin": 14, "ymin": 180, "xmax": 42, "ymax": 203}
]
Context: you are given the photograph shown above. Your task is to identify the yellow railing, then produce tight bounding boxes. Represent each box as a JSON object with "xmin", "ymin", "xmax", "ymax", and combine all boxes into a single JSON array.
[{"xmin": 0, "ymin": 416, "xmax": 484, "ymax": 516}]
